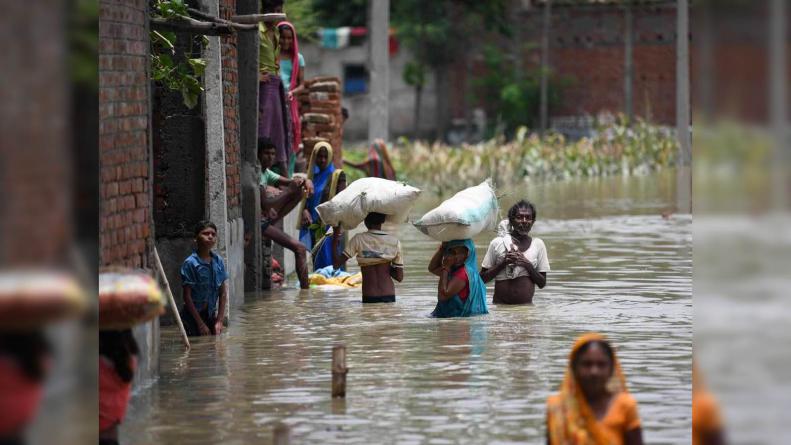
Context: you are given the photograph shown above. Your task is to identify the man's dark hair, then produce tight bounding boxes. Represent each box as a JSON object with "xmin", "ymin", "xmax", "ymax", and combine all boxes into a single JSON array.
[
  {"xmin": 508, "ymin": 200, "xmax": 537, "ymax": 221},
  {"xmin": 364, "ymin": 212, "xmax": 386, "ymax": 227},
  {"xmin": 0, "ymin": 332, "xmax": 50, "ymax": 381},
  {"xmin": 261, "ymin": 0, "xmax": 284, "ymax": 13},
  {"xmin": 341, "ymin": 107, "xmax": 349, "ymax": 121},
  {"xmin": 257, "ymin": 137, "xmax": 276, "ymax": 157},
  {"xmin": 194, "ymin": 220, "xmax": 218, "ymax": 236}
]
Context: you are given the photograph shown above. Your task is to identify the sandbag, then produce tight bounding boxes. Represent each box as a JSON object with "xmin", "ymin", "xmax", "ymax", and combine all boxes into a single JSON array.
[
  {"xmin": 99, "ymin": 271, "xmax": 165, "ymax": 330},
  {"xmin": 0, "ymin": 271, "xmax": 87, "ymax": 329},
  {"xmin": 413, "ymin": 179, "xmax": 499, "ymax": 241},
  {"xmin": 316, "ymin": 177, "xmax": 422, "ymax": 229}
]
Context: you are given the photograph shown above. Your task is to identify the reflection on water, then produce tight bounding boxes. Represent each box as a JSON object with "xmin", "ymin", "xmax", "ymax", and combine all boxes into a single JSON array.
[{"xmin": 123, "ymin": 172, "xmax": 691, "ymax": 444}]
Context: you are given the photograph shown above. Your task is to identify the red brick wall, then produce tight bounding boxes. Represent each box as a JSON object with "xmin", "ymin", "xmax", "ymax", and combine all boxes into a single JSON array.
[
  {"xmin": 547, "ymin": 4, "xmax": 678, "ymax": 125},
  {"xmin": 450, "ymin": 3, "xmax": 679, "ymax": 126},
  {"xmin": 99, "ymin": 0, "xmax": 152, "ymax": 267},
  {"xmin": 0, "ymin": 1, "xmax": 71, "ymax": 266},
  {"xmin": 220, "ymin": 0, "xmax": 242, "ymax": 219}
]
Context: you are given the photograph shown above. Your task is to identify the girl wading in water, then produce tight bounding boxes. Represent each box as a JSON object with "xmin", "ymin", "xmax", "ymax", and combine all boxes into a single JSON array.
[
  {"xmin": 546, "ymin": 334, "xmax": 644, "ymax": 445},
  {"xmin": 428, "ymin": 239, "xmax": 488, "ymax": 318}
]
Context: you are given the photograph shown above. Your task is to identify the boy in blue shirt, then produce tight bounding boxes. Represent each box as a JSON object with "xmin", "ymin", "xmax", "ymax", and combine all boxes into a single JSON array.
[{"xmin": 180, "ymin": 220, "xmax": 228, "ymax": 336}]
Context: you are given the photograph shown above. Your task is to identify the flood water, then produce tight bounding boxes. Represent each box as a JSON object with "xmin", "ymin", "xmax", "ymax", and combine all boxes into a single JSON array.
[{"xmin": 123, "ymin": 170, "xmax": 691, "ymax": 444}]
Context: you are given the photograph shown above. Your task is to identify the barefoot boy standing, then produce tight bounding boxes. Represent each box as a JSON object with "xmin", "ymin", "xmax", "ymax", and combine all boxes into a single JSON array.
[{"xmin": 180, "ymin": 221, "xmax": 228, "ymax": 336}]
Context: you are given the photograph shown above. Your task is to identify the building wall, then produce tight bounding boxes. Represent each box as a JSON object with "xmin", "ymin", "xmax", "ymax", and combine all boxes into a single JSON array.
[
  {"xmin": 300, "ymin": 42, "xmax": 438, "ymax": 142},
  {"xmin": 442, "ymin": 2, "xmax": 678, "ymax": 131},
  {"xmin": 99, "ymin": 0, "xmax": 153, "ymax": 268},
  {"xmin": 0, "ymin": 1, "xmax": 72, "ymax": 266},
  {"xmin": 99, "ymin": 0, "xmax": 159, "ymax": 385},
  {"xmin": 534, "ymin": 3, "xmax": 677, "ymax": 125}
]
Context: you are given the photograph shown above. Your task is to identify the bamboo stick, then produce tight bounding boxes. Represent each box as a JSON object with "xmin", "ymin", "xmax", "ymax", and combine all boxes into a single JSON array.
[
  {"xmin": 273, "ymin": 422, "xmax": 290, "ymax": 445},
  {"xmin": 153, "ymin": 247, "xmax": 190, "ymax": 351},
  {"xmin": 331, "ymin": 344, "xmax": 347, "ymax": 398}
]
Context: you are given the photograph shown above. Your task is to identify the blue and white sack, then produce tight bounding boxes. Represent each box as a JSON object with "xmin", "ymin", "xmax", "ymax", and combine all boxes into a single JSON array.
[{"xmin": 413, "ymin": 179, "xmax": 499, "ymax": 241}]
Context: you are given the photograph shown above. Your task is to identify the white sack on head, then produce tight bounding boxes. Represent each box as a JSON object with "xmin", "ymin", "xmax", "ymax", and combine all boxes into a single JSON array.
[
  {"xmin": 413, "ymin": 179, "xmax": 499, "ymax": 242},
  {"xmin": 316, "ymin": 177, "xmax": 422, "ymax": 230}
]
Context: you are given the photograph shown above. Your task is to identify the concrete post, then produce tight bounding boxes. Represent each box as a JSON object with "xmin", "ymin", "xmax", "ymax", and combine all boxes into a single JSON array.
[
  {"xmin": 624, "ymin": 1, "xmax": 634, "ymax": 123},
  {"xmin": 675, "ymin": 0, "xmax": 691, "ymax": 213},
  {"xmin": 368, "ymin": 0, "xmax": 390, "ymax": 142},
  {"xmin": 199, "ymin": 0, "xmax": 231, "ymax": 295},
  {"xmin": 770, "ymin": 0, "xmax": 788, "ymax": 211},
  {"xmin": 676, "ymin": 0, "xmax": 691, "ymax": 167},
  {"xmin": 539, "ymin": 0, "xmax": 551, "ymax": 134},
  {"xmin": 238, "ymin": 0, "xmax": 262, "ymax": 290}
]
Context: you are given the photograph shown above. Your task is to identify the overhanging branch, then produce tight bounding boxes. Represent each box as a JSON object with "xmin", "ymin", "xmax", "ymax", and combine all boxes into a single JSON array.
[
  {"xmin": 186, "ymin": 8, "xmax": 258, "ymax": 31},
  {"xmin": 150, "ymin": 16, "xmax": 235, "ymax": 36}
]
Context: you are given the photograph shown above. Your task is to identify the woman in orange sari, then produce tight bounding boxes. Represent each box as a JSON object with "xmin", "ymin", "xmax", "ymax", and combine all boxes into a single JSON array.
[{"xmin": 546, "ymin": 333, "xmax": 644, "ymax": 445}]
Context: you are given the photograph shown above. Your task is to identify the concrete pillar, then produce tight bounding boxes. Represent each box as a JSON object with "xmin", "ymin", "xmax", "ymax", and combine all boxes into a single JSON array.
[
  {"xmin": 200, "ymin": 0, "xmax": 228, "ymax": 255},
  {"xmin": 539, "ymin": 0, "xmax": 551, "ymax": 134},
  {"xmin": 676, "ymin": 0, "xmax": 691, "ymax": 167},
  {"xmin": 368, "ymin": 0, "xmax": 390, "ymax": 142},
  {"xmin": 675, "ymin": 0, "xmax": 691, "ymax": 213},
  {"xmin": 770, "ymin": 0, "xmax": 788, "ymax": 211},
  {"xmin": 624, "ymin": 1, "xmax": 634, "ymax": 123},
  {"xmin": 199, "ymin": 0, "xmax": 231, "ymax": 312},
  {"xmin": 238, "ymin": 0, "xmax": 262, "ymax": 290}
]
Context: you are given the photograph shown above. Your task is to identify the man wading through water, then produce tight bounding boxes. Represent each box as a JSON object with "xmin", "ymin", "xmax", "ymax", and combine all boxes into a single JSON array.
[
  {"xmin": 480, "ymin": 200, "xmax": 550, "ymax": 304},
  {"xmin": 333, "ymin": 212, "xmax": 404, "ymax": 303}
]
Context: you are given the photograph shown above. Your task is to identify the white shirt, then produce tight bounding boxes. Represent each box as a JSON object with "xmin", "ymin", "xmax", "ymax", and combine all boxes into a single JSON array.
[{"xmin": 481, "ymin": 235, "xmax": 550, "ymax": 281}]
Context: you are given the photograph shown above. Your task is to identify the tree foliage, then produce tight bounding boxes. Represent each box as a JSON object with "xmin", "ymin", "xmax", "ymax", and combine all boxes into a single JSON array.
[
  {"xmin": 150, "ymin": 0, "xmax": 207, "ymax": 109},
  {"xmin": 283, "ymin": 0, "xmax": 320, "ymax": 42},
  {"xmin": 472, "ymin": 44, "xmax": 568, "ymax": 136},
  {"xmin": 310, "ymin": 0, "xmax": 367, "ymax": 27}
]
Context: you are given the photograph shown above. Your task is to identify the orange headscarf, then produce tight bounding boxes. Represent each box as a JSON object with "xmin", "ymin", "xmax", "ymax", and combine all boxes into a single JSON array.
[
  {"xmin": 547, "ymin": 333, "xmax": 628, "ymax": 445},
  {"xmin": 692, "ymin": 363, "xmax": 723, "ymax": 445}
]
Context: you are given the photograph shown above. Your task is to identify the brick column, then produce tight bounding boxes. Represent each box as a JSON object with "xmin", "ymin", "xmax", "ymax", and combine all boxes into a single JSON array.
[{"xmin": 99, "ymin": 0, "xmax": 153, "ymax": 268}]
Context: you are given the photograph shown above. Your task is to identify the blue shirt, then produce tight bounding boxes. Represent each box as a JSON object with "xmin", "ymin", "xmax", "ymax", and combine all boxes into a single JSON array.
[
  {"xmin": 180, "ymin": 251, "xmax": 228, "ymax": 315},
  {"xmin": 279, "ymin": 53, "xmax": 304, "ymax": 89}
]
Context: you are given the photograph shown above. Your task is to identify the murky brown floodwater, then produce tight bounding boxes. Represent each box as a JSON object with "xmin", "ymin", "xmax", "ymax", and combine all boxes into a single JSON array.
[{"xmin": 123, "ymin": 170, "xmax": 691, "ymax": 444}]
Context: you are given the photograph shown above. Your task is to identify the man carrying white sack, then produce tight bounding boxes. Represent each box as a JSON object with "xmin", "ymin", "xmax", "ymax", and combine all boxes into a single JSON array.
[
  {"xmin": 333, "ymin": 212, "xmax": 404, "ymax": 303},
  {"xmin": 480, "ymin": 200, "xmax": 550, "ymax": 304}
]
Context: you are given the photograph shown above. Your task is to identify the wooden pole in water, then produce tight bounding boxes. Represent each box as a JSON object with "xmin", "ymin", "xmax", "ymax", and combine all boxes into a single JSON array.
[
  {"xmin": 273, "ymin": 422, "xmax": 290, "ymax": 444},
  {"xmin": 153, "ymin": 247, "xmax": 190, "ymax": 351},
  {"xmin": 331, "ymin": 344, "xmax": 347, "ymax": 398}
]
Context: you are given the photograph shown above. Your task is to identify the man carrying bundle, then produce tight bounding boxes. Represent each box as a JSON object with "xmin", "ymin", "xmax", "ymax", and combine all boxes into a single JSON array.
[{"xmin": 333, "ymin": 212, "xmax": 404, "ymax": 303}]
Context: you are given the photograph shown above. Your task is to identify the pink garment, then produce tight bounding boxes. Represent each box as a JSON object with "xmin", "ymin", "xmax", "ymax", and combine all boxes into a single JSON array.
[
  {"xmin": 0, "ymin": 356, "xmax": 44, "ymax": 435},
  {"xmin": 99, "ymin": 355, "xmax": 137, "ymax": 432},
  {"xmin": 277, "ymin": 21, "xmax": 302, "ymax": 152}
]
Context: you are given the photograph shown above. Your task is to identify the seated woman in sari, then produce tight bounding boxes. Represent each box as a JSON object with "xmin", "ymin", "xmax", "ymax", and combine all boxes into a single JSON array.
[
  {"xmin": 343, "ymin": 138, "xmax": 396, "ymax": 180},
  {"xmin": 297, "ymin": 142, "xmax": 335, "ymax": 250},
  {"xmin": 312, "ymin": 170, "xmax": 347, "ymax": 271},
  {"xmin": 546, "ymin": 333, "xmax": 644, "ymax": 445},
  {"xmin": 427, "ymin": 239, "xmax": 488, "ymax": 318}
]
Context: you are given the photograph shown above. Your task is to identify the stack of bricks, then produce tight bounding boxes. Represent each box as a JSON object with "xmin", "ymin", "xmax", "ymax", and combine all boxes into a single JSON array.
[{"xmin": 296, "ymin": 76, "xmax": 343, "ymax": 167}]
